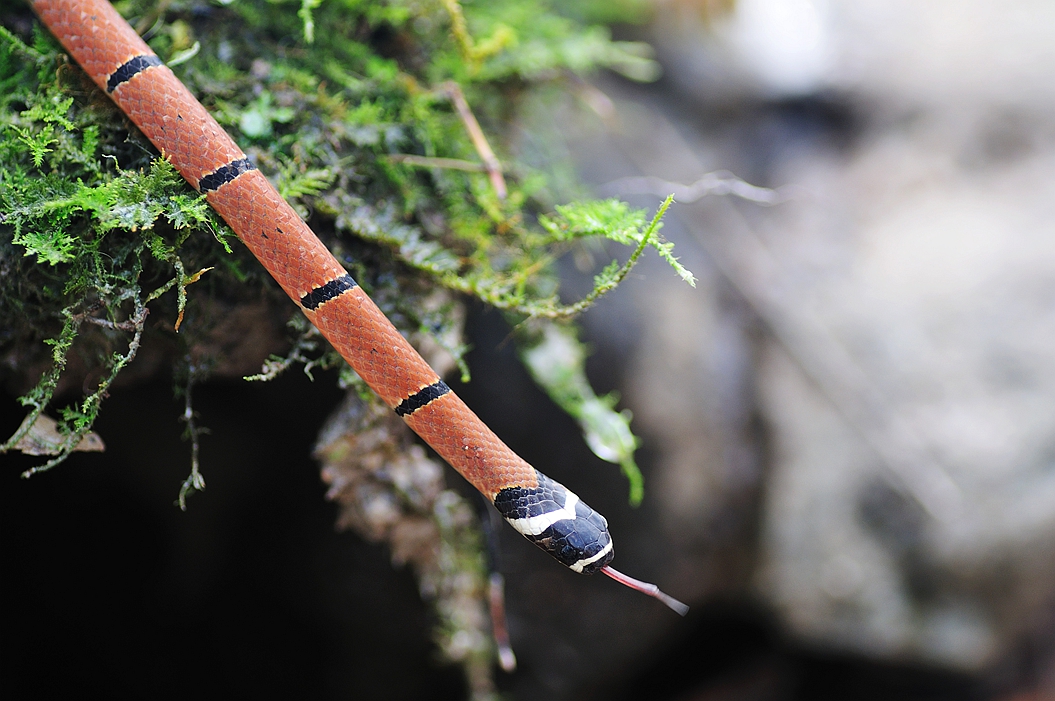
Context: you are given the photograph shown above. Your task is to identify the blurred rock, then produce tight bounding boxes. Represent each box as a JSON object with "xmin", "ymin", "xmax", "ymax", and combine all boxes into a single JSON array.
[{"xmin": 563, "ymin": 0, "xmax": 1055, "ymax": 682}]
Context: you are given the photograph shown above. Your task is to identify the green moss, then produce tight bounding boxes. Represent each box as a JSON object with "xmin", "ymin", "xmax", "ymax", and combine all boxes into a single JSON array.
[{"xmin": 0, "ymin": 0, "xmax": 689, "ymax": 505}]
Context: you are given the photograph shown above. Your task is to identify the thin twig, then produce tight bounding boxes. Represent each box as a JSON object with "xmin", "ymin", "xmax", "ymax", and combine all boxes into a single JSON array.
[
  {"xmin": 82, "ymin": 315, "xmax": 140, "ymax": 332},
  {"xmin": 488, "ymin": 572, "xmax": 517, "ymax": 672},
  {"xmin": 567, "ymin": 73, "xmax": 618, "ymax": 127},
  {"xmin": 441, "ymin": 81, "xmax": 507, "ymax": 200},
  {"xmin": 388, "ymin": 154, "xmax": 490, "ymax": 173},
  {"xmin": 177, "ymin": 359, "xmax": 207, "ymax": 510},
  {"xmin": 600, "ymin": 171, "xmax": 787, "ymax": 206}
]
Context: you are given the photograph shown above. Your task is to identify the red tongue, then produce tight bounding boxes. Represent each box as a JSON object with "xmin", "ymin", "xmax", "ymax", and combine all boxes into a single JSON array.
[{"xmin": 600, "ymin": 566, "xmax": 689, "ymax": 616}]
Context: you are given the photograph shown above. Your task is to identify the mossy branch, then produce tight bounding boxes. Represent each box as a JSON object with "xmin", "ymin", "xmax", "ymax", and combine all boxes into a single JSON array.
[
  {"xmin": 243, "ymin": 319, "xmax": 341, "ymax": 383},
  {"xmin": 535, "ymin": 194, "xmax": 684, "ymax": 317},
  {"xmin": 6, "ymin": 292, "xmax": 149, "ymax": 479}
]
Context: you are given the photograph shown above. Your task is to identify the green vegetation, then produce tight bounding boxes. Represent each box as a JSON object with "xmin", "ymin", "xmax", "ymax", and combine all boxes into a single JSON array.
[{"xmin": 0, "ymin": 0, "xmax": 690, "ymax": 504}]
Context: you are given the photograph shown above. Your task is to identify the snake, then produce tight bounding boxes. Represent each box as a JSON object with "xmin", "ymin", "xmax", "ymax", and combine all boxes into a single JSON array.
[{"xmin": 30, "ymin": 0, "xmax": 687, "ymax": 615}]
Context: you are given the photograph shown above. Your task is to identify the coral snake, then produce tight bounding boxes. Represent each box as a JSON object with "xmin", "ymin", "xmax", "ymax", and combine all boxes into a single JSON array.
[{"xmin": 30, "ymin": 0, "xmax": 687, "ymax": 615}]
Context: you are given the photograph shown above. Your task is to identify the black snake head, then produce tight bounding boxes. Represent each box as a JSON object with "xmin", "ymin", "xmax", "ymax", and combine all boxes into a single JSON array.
[{"xmin": 493, "ymin": 470, "xmax": 615, "ymax": 574}]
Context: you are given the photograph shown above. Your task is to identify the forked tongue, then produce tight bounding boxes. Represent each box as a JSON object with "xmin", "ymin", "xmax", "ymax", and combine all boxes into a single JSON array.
[{"xmin": 600, "ymin": 566, "xmax": 689, "ymax": 616}]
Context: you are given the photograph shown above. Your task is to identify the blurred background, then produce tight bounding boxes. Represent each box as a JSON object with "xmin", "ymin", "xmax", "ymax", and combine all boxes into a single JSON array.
[{"xmin": 4, "ymin": 0, "xmax": 1055, "ymax": 699}]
